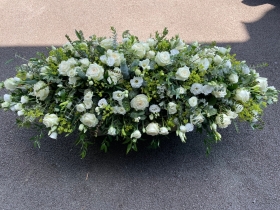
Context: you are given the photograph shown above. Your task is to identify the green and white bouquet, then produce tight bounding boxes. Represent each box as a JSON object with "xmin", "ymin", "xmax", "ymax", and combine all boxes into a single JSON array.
[{"xmin": 0, "ymin": 28, "xmax": 278, "ymax": 157}]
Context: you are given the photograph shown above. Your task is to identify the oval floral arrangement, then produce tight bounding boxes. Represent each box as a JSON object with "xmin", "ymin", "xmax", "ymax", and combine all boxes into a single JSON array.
[{"xmin": 0, "ymin": 28, "xmax": 278, "ymax": 157}]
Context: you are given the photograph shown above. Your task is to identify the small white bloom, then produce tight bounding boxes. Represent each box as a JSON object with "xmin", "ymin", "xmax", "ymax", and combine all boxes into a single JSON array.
[
  {"xmin": 180, "ymin": 125, "xmax": 188, "ymax": 133},
  {"xmin": 212, "ymin": 86, "xmax": 227, "ymax": 98},
  {"xmin": 235, "ymin": 88, "xmax": 250, "ymax": 103},
  {"xmin": 256, "ymin": 77, "xmax": 268, "ymax": 92},
  {"xmin": 167, "ymin": 102, "xmax": 177, "ymax": 114},
  {"xmin": 20, "ymin": 96, "xmax": 29, "ymax": 104},
  {"xmin": 130, "ymin": 76, "xmax": 143, "ymax": 88},
  {"xmin": 78, "ymin": 124, "xmax": 85, "ymax": 132},
  {"xmin": 43, "ymin": 114, "xmax": 59, "ymax": 128},
  {"xmin": 146, "ymin": 123, "xmax": 160, "ymax": 136},
  {"xmin": 198, "ymin": 58, "xmax": 210, "ymax": 71},
  {"xmin": 131, "ymin": 43, "xmax": 147, "ymax": 59},
  {"xmin": 202, "ymin": 85, "xmax": 214, "ymax": 95},
  {"xmin": 170, "ymin": 49, "xmax": 179, "ymax": 56},
  {"xmin": 58, "ymin": 58, "xmax": 77, "ymax": 76},
  {"xmin": 98, "ymin": 98, "xmax": 108, "ymax": 108},
  {"xmin": 130, "ymin": 94, "xmax": 149, "ymax": 111},
  {"xmin": 139, "ymin": 59, "xmax": 150, "ymax": 70},
  {"xmin": 190, "ymin": 83, "xmax": 203, "ymax": 95},
  {"xmin": 84, "ymin": 90, "xmax": 93, "ymax": 101},
  {"xmin": 113, "ymin": 91, "xmax": 125, "ymax": 101},
  {"xmin": 149, "ymin": 104, "xmax": 161, "ymax": 113},
  {"xmin": 216, "ymin": 46, "xmax": 228, "ymax": 55},
  {"xmin": 76, "ymin": 103, "xmax": 86, "ymax": 112},
  {"xmin": 175, "ymin": 66, "xmax": 190, "ymax": 81},
  {"xmin": 155, "ymin": 51, "xmax": 171, "ymax": 66},
  {"xmin": 4, "ymin": 78, "xmax": 17, "ymax": 91},
  {"xmin": 188, "ymin": 96, "xmax": 198, "ymax": 107},
  {"xmin": 146, "ymin": 51, "xmax": 155, "ymax": 59},
  {"xmin": 34, "ymin": 81, "xmax": 50, "ymax": 101},
  {"xmin": 216, "ymin": 114, "xmax": 232, "ymax": 128},
  {"xmin": 242, "ymin": 65, "xmax": 250, "ymax": 74},
  {"xmin": 131, "ymin": 130, "xmax": 142, "ymax": 139},
  {"xmin": 185, "ymin": 123, "xmax": 194, "ymax": 132},
  {"xmin": 235, "ymin": 104, "xmax": 244, "ymax": 113},
  {"xmin": 100, "ymin": 38, "xmax": 113, "ymax": 50},
  {"xmin": 49, "ymin": 132, "xmax": 58, "ymax": 139},
  {"xmin": 147, "ymin": 38, "xmax": 157, "ymax": 47},
  {"xmin": 83, "ymin": 100, "xmax": 93, "ymax": 109},
  {"xmin": 176, "ymin": 87, "xmax": 186, "ymax": 95},
  {"xmin": 26, "ymin": 72, "xmax": 33, "ymax": 79},
  {"xmin": 108, "ymin": 126, "xmax": 117, "ymax": 136},
  {"xmin": 1, "ymin": 102, "xmax": 9, "ymax": 108},
  {"xmin": 224, "ymin": 60, "xmax": 232, "ymax": 68},
  {"xmin": 4, "ymin": 94, "xmax": 12, "ymax": 102},
  {"xmin": 14, "ymin": 103, "xmax": 23, "ymax": 111},
  {"xmin": 226, "ymin": 110, "xmax": 238, "ymax": 119},
  {"xmin": 190, "ymin": 114, "xmax": 204, "ymax": 125},
  {"xmin": 159, "ymin": 127, "xmax": 169, "ymax": 135},
  {"xmin": 106, "ymin": 57, "xmax": 115, "ymax": 66},
  {"xmin": 67, "ymin": 68, "xmax": 77, "ymax": 78},
  {"xmin": 213, "ymin": 55, "xmax": 223, "ymax": 65},
  {"xmin": 228, "ymin": 74, "xmax": 239, "ymax": 83},
  {"xmin": 69, "ymin": 77, "xmax": 79, "ymax": 85},
  {"xmin": 80, "ymin": 113, "xmax": 99, "ymax": 127},
  {"xmin": 79, "ymin": 58, "xmax": 90, "ymax": 67},
  {"xmin": 116, "ymin": 106, "xmax": 126, "ymax": 115},
  {"xmin": 17, "ymin": 110, "xmax": 24, "ymax": 116}
]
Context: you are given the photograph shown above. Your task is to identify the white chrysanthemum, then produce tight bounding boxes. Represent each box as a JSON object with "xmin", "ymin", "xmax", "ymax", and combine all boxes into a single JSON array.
[
  {"xmin": 149, "ymin": 104, "xmax": 161, "ymax": 113},
  {"xmin": 130, "ymin": 76, "xmax": 143, "ymax": 88},
  {"xmin": 98, "ymin": 98, "xmax": 108, "ymax": 108},
  {"xmin": 190, "ymin": 83, "xmax": 203, "ymax": 95}
]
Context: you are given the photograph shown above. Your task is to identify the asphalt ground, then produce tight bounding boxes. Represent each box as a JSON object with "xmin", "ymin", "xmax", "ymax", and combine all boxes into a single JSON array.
[{"xmin": 0, "ymin": 0, "xmax": 280, "ymax": 209}]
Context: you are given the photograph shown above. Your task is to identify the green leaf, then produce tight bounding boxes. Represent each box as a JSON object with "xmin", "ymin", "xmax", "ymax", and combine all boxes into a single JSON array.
[{"xmin": 96, "ymin": 45, "xmax": 105, "ymax": 55}]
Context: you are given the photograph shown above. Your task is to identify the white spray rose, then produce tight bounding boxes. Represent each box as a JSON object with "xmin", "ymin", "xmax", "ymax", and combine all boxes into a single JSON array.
[
  {"xmin": 155, "ymin": 51, "xmax": 171, "ymax": 66},
  {"xmin": 167, "ymin": 102, "xmax": 177, "ymax": 114},
  {"xmin": 20, "ymin": 96, "xmax": 29, "ymax": 104},
  {"xmin": 213, "ymin": 55, "xmax": 223, "ymax": 65},
  {"xmin": 4, "ymin": 78, "xmax": 17, "ymax": 91},
  {"xmin": 235, "ymin": 88, "xmax": 250, "ymax": 103},
  {"xmin": 146, "ymin": 51, "xmax": 155, "ymax": 59},
  {"xmin": 130, "ymin": 94, "xmax": 149, "ymax": 111},
  {"xmin": 188, "ymin": 96, "xmax": 198, "ymax": 107},
  {"xmin": 256, "ymin": 77, "xmax": 268, "ymax": 92},
  {"xmin": 86, "ymin": 63, "xmax": 104, "ymax": 81},
  {"xmin": 108, "ymin": 126, "xmax": 117, "ymax": 136},
  {"xmin": 80, "ymin": 113, "xmax": 98, "ymax": 127},
  {"xmin": 33, "ymin": 81, "xmax": 50, "ymax": 101},
  {"xmin": 131, "ymin": 130, "xmax": 142, "ymax": 139},
  {"xmin": 131, "ymin": 43, "xmax": 147, "ymax": 59},
  {"xmin": 43, "ymin": 114, "xmax": 59, "ymax": 128},
  {"xmin": 159, "ymin": 127, "xmax": 169, "ymax": 135},
  {"xmin": 146, "ymin": 123, "xmax": 160, "ymax": 136},
  {"xmin": 175, "ymin": 66, "xmax": 190, "ymax": 81},
  {"xmin": 76, "ymin": 104, "xmax": 86, "ymax": 112},
  {"xmin": 228, "ymin": 74, "xmax": 239, "ymax": 83},
  {"xmin": 216, "ymin": 114, "xmax": 231, "ymax": 128},
  {"xmin": 79, "ymin": 58, "xmax": 90, "ymax": 67},
  {"xmin": 58, "ymin": 58, "xmax": 77, "ymax": 76}
]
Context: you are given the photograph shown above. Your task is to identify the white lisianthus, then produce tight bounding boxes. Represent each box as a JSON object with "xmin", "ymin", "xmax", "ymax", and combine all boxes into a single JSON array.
[
  {"xmin": 86, "ymin": 63, "xmax": 104, "ymax": 81},
  {"xmin": 108, "ymin": 126, "xmax": 117, "ymax": 136},
  {"xmin": 176, "ymin": 87, "xmax": 186, "ymax": 95},
  {"xmin": 84, "ymin": 90, "xmax": 93, "ymax": 101},
  {"xmin": 100, "ymin": 38, "xmax": 113, "ymax": 50},
  {"xmin": 213, "ymin": 55, "xmax": 223, "ymax": 65},
  {"xmin": 226, "ymin": 110, "xmax": 238, "ymax": 119},
  {"xmin": 202, "ymin": 85, "xmax": 214, "ymax": 95},
  {"xmin": 185, "ymin": 123, "xmax": 194, "ymax": 132},
  {"xmin": 190, "ymin": 83, "xmax": 203, "ymax": 95},
  {"xmin": 1, "ymin": 102, "xmax": 9, "ymax": 108},
  {"xmin": 139, "ymin": 59, "xmax": 150, "ymax": 70},
  {"xmin": 33, "ymin": 81, "xmax": 50, "ymax": 101},
  {"xmin": 235, "ymin": 104, "xmax": 244, "ymax": 113},
  {"xmin": 115, "ymin": 106, "xmax": 126, "ymax": 115},
  {"xmin": 113, "ymin": 91, "xmax": 125, "ymax": 101},
  {"xmin": 76, "ymin": 103, "xmax": 86, "ymax": 112},
  {"xmin": 106, "ymin": 50, "xmax": 123, "ymax": 66},
  {"xmin": 212, "ymin": 86, "xmax": 227, "ymax": 98},
  {"xmin": 198, "ymin": 58, "xmax": 210, "ymax": 71},
  {"xmin": 131, "ymin": 43, "xmax": 147, "ymax": 59},
  {"xmin": 98, "ymin": 98, "xmax": 108, "ymax": 108},
  {"xmin": 131, "ymin": 130, "xmax": 142, "ymax": 139},
  {"xmin": 146, "ymin": 123, "xmax": 160, "ymax": 136},
  {"xmin": 4, "ymin": 94, "xmax": 12, "ymax": 102},
  {"xmin": 167, "ymin": 102, "xmax": 177, "ymax": 114},
  {"xmin": 235, "ymin": 88, "xmax": 250, "ymax": 103},
  {"xmin": 130, "ymin": 76, "xmax": 143, "ymax": 88},
  {"xmin": 190, "ymin": 114, "xmax": 204, "ymax": 125},
  {"xmin": 228, "ymin": 74, "xmax": 239, "ymax": 83},
  {"xmin": 146, "ymin": 51, "xmax": 155, "ymax": 59},
  {"xmin": 4, "ymin": 78, "xmax": 17, "ymax": 91},
  {"xmin": 159, "ymin": 127, "xmax": 169, "ymax": 135},
  {"xmin": 79, "ymin": 58, "xmax": 90, "ymax": 67},
  {"xmin": 83, "ymin": 100, "xmax": 93, "ymax": 109},
  {"xmin": 43, "ymin": 114, "xmax": 59, "ymax": 128},
  {"xmin": 49, "ymin": 132, "xmax": 58, "ymax": 139},
  {"xmin": 130, "ymin": 94, "xmax": 149, "ymax": 111},
  {"xmin": 155, "ymin": 51, "xmax": 171, "ymax": 66},
  {"xmin": 80, "ymin": 113, "xmax": 98, "ymax": 127},
  {"xmin": 188, "ymin": 96, "xmax": 198, "ymax": 107},
  {"xmin": 256, "ymin": 77, "xmax": 268, "ymax": 92},
  {"xmin": 216, "ymin": 114, "xmax": 232, "ymax": 128},
  {"xmin": 20, "ymin": 96, "xmax": 29, "ymax": 104},
  {"xmin": 175, "ymin": 66, "xmax": 190, "ymax": 81},
  {"xmin": 149, "ymin": 104, "xmax": 161, "ymax": 113},
  {"xmin": 58, "ymin": 58, "xmax": 77, "ymax": 76}
]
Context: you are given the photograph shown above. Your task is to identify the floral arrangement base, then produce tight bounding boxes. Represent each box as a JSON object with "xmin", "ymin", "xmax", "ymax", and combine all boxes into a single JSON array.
[{"xmin": 0, "ymin": 28, "xmax": 278, "ymax": 158}]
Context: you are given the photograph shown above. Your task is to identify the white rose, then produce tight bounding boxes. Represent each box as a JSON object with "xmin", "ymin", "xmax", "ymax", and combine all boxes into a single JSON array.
[
  {"xmin": 212, "ymin": 86, "xmax": 227, "ymax": 98},
  {"xmin": 76, "ymin": 103, "xmax": 86, "ymax": 112},
  {"xmin": 159, "ymin": 127, "xmax": 169, "ymax": 135},
  {"xmin": 79, "ymin": 58, "xmax": 90, "ymax": 67},
  {"xmin": 235, "ymin": 88, "xmax": 250, "ymax": 103},
  {"xmin": 190, "ymin": 83, "xmax": 203, "ymax": 95},
  {"xmin": 4, "ymin": 78, "xmax": 17, "ymax": 91},
  {"xmin": 131, "ymin": 130, "xmax": 142, "ymax": 139},
  {"xmin": 216, "ymin": 114, "xmax": 231, "ymax": 128},
  {"xmin": 130, "ymin": 94, "xmax": 149, "ymax": 111},
  {"xmin": 20, "ymin": 96, "xmax": 29, "ymax": 104},
  {"xmin": 100, "ymin": 38, "xmax": 114, "ymax": 50},
  {"xmin": 4, "ymin": 94, "xmax": 12, "ymax": 102},
  {"xmin": 256, "ymin": 77, "xmax": 268, "ymax": 92},
  {"xmin": 188, "ymin": 96, "xmax": 198, "ymax": 107},
  {"xmin": 155, "ymin": 51, "xmax": 171, "ymax": 66},
  {"xmin": 190, "ymin": 114, "xmax": 204, "ymax": 125},
  {"xmin": 198, "ymin": 58, "xmax": 210, "ymax": 71},
  {"xmin": 131, "ymin": 43, "xmax": 147, "ymax": 59},
  {"xmin": 1, "ymin": 102, "xmax": 9, "ymax": 108},
  {"xmin": 43, "ymin": 114, "xmax": 59, "ymax": 128},
  {"xmin": 80, "ymin": 113, "xmax": 98, "ymax": 127},
  {"xmin": 149, "ymin": 104, "xmax": 161, "ymax": 113},
  {"xmin": 33, "ymin": 81, "xmax": 50, "ymax": 101},
  {"xmin": 86, "ymin": 63, "xmax": 104, "ymax": 81},
  {"xmin": 228, "ymin": 74, "xmax": 239, "ymax": 83},
  {"xmin": 130, "ymin": 76, "xmax": 143, "ymax": 88},
  {"xmin": 175, "ymin": 66, "xmax": 190, "ymax": 81},
  {"xmin": 108, "ymin": 126, "xmax": 117, "ymax": 136},
  {"xmin": 146, "ymin": 123, "xmax": 160, "ymax": 136},
  {"xmin": 226, "ymin": 110, "xmax": 238, "ymax": 119},
  {"xmin": 58, "ymin": 58, "xmax": 77, "ymax": 76},
  {"xmin": 213, "ymin": 55, "xmax": 223, "ymax": 65},
  {"xmin": 84, "ymin": 90, "xmax": 93, "ymax": 101},
  {"xmin": 167, "ymin": 102, "xmax": 177, "ymax": 114},
  {"xmin": 146, "ymin": 51, "xmax": 155, "ymax": 59}
]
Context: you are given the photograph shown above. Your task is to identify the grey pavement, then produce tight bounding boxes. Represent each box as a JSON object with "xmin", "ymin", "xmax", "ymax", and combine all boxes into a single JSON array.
[{"xmin": 0, "ymin": 0, "xmax": 280, "ymax": 209}]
